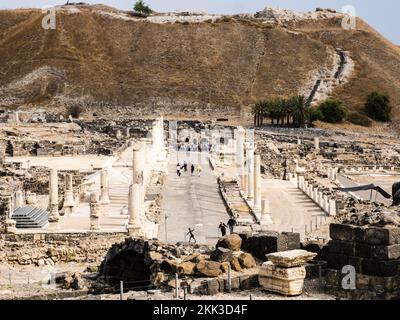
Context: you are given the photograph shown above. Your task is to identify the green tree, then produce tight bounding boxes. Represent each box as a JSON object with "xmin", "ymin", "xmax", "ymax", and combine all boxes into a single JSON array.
[
  {"xmin": 318, "ymin": 99, "xmax": 346, "ymax": 123},
  {"xmin": 365, "ymin": 91, "xmax": 392, "ymax": 122},
  {"xmin": 134, "ymin": 0, "xmax": 153, "ymax": 15},
  {"xmin": 290, "ymin": 95, "xmax": 311, "ymax": 128}
]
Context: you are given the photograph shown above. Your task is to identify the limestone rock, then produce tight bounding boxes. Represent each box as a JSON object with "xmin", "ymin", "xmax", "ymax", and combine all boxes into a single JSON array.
[
  {"xmin": 216, "ymin": 234, "xmax": 242, "ymax": 251},
  {"xmin": 238, "ymin": 252, "xmax": 256, "ymax": 269},
  {"xmin": 196, "ymin": 260, "xmax": 222, "ymax": 277},
  {"xmin": 210, "ymin": 247, "xmax": 233, "ymax": 262},
  {"xmin": 266, "ymin": 250, "xmax": 317, "ymax": 267},
  {"xmin": 161, "ymin": 259, "xmax": 179, "ymax": 273},
  {"xmin": 178, "ymin": 261, "xmax": 196, "ymax": 275},
  {"xmin": 230, "ymin": 257, "xmax": 242, "ymax": 271},
  {"xmin": 220, "ymin": 262, "xmax": 230, "ymax": 273},
  {"xmin": 182, "ymin": 253, "xmax": 200, "ymax": 262},
  {"xmin": 259, "ymin": 261, "xmax": 306, "ymax": 296}
]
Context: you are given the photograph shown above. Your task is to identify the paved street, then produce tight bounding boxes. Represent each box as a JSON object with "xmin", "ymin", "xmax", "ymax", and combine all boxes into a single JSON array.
[
  {"xmin": 159, "ymin": 150, "xmax": 229, "ymax": 245},
  {"xmin": 261, "ymin": 179, "xmax": 328, "ymax": 238}
]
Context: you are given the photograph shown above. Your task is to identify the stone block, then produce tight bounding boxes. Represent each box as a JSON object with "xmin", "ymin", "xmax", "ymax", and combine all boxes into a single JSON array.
[
  {"xmin": 266, "ymin": 250, "xmax": 317, "ymax": 268},
  {"xmin": 210, "ymin": 247, "xmax": 233, "ymax": 262},
  {"xmin": 361, "ymin": 259, "xmax": 400, "ymax": 277},
  {"xmin": 216, "ymin": 234, "xmax": 242, "ymax": 251},
  {"xmin": 330, "ymin": 224, "xmax": 355, "ymax": 241},
  {"xmin": 325, "ymin": 253, "xmax": 350, "ymax": 270},
  {"xmin": 259, "ymin": 262, "xmax": 306, "ymax": 279},
  {"xmin": 239, "ymin": 274, "xmax": 259, "ymax": 290},
  {"xmin": 356, "ymin": 243, "xmax": 400, "ymax": 260},
  {"xmin": 354, "ymin": 243, "xmax": 373, "ymax": 258},
  {"xmin": 324, "ymin": 269, "xmax": 341, "ymax": 287},
  {"xmin": 328, "ymin": 240, "xmax": 355, "ymax": 256},
  {"xmin": 189, "ymin": 279, "xmax": 207, "ymax": 294},
  {"xmin": 238, "ymin": 252, "xmax": 256, "ymax": 269},
  {"xmin": 206, "ymin": 279, "xmax": 221, "ymax": 295},
  {"xmin": 230, "ymin": 257, "xmax": 242, "ymax": 271},
  {"xmin": 196, "ymin": 260, "xmax": 222, "ymax": 277},
  {"xmin": 259, "ymin": 262, "xmax": 306, "ymax": 296},
  {"xmin": 224, "ymin": 276, "xmax": 240, "ymax": 291},
  {"xmin": 240, "ymin": 231, "xmax": 300, "ymax": 261},
  {"xmin": 372, "ymin": 244, "xmax": 400, "ymax": 260},
  {"xmin": 348, "ymin": 256, "xmax": 363, "ymax": 273},
  {"xmin": 364, "ymin": 227, "xmax": 400, "ymax": 245}
]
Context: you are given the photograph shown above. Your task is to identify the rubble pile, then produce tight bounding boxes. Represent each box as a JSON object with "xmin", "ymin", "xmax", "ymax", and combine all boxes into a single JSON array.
[{"xmin": 98, "ymin": 235, "xmax": 261, "ymax": 294}]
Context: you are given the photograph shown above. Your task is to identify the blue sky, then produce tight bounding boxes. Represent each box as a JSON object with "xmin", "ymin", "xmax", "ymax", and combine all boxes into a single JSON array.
[{"xmin": 1, "ymin": 1, "xmax": 399, "ymax": 44}]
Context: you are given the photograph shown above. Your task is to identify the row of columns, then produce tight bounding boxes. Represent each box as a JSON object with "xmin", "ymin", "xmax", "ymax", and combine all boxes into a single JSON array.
[{"xmin": 235, "ymin": 127, "xmax": 271, "ymax": 225}]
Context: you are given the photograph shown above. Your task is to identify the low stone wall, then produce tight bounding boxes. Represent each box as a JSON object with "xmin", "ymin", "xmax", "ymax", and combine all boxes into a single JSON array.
[
  {"xmin": 190, "ymin": 268, "xmax": 259, "ymax": 295},
  {"xmin": 0, "ymin": 232, "xmax": 126, "ymax": 266}
]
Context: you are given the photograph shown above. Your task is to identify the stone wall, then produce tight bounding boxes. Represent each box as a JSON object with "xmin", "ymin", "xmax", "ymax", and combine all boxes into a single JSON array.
[
  {"xmin": 0, "ymin": 232, "xmax": 126, "ymax": 266},
  {"xmin": 323, "ymin": 223, "xmax": 400, "ymax": 300}
]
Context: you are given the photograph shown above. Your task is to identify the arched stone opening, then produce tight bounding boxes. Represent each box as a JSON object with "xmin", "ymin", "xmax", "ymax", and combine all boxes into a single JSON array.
[{"xmin": 101, "ymin": 249, "xmax": 151, "ymax": 291}]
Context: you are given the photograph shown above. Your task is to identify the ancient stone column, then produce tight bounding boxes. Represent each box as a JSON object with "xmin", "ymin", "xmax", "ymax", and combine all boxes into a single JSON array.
[
  {"xmin": 236, "ymin": 127, "xmax": 246, "ymax": 191},
  {"xmin": 132, "ymin": 143, "xmax": 144, "ymax": 185},
  {"xmin": 89, "ymin": 192, "xmax": 101, "ymax": 231},
  {"xmin": 14, "ymin": 190, "xmax": 24, "ymax": 208},
  {"xmin": 260, "ymin": 199, "xmax": 273, "ymax": 225},
  {"xmin": 99, "ymin": 169, "xmax": 110, "ymax": 205},
  {"xmin": 329, "ymin": 199, "xmax": 337, "ymax": 216},
  {"xmin": 48, "ymin": 168, "xmax": 59, "ymax": 229},
  {"xmin": 314, "ymin": 137, "xmax": 320, "ymax": 150},
  {"xmin": 63, "ymin": 174, "xmax": 75, "ymax": 215},
  {"xmin": 246, "ymin": 146, "xmax": 255, "ymax": 201},
  {"xmin": 254, "ymin": 154, "xmax": 262, "ymax": 213},
  {"xmin": 127, "ymin": 184, "xmax": 142, "ymax": 236}
]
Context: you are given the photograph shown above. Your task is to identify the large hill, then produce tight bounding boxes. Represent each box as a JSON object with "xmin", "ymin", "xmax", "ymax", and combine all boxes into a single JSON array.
[{"xmin": 0, "ymin": 4, "xmax": 399, "ymax": 126}]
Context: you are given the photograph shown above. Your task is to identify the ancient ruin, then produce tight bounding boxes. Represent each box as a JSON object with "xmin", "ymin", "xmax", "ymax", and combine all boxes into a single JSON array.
[{"xmin": 0, "ymin": 2, "xmax": 399, "ymax": 304}]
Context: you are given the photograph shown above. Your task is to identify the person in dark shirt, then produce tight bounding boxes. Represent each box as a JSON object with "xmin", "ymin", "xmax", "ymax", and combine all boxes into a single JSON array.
[
  {"xmin": 187, "ymin": 228, "xmax": 196, "ymax": 243},
  {"xmin": 218, "ymin": 222, "xmax": 227, "ymax": 237},
  {"xmin": 227, "ymin": 218, "xmax": 237, "ymax": 234}
]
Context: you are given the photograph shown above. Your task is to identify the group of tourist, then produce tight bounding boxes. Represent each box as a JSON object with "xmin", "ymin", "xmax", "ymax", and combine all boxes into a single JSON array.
[
  {"xmin": 176, "ymin": 161, "xmax": 202, "ymax": 177},
  {"xmin": 186, "ymin": 217, "xmax": 237, "ymax": 244}
]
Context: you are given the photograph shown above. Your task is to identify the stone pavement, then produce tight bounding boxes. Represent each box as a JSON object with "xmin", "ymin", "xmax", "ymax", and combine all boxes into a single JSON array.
[
  {"xmin": 260, "ymin": 179, "xmax": 327, "ymax": 238},
  {"xmin": 159, "ymin": 150, "xmax": 229, "ymax": 245}
]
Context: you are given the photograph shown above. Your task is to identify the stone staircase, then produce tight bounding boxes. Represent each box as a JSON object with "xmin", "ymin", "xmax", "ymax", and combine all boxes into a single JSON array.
[{"xmin": 11, "ymin": 206, "xmax": 48, "ymax": 228}]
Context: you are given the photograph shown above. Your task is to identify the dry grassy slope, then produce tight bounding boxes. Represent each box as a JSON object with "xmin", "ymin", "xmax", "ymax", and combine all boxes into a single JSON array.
[
  {"xmin": 0, "ymin": 6, "xmax": 399, "ymax": 124},
  {"xmin": 293, "ymin": 18, "xmax": 400, "ymax": 123}
]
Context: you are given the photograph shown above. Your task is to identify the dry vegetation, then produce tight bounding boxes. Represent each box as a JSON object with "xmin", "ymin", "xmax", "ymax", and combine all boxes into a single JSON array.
[{"xmin": 0, "ymin": 5, "xmax": 399, "ymax": 127}]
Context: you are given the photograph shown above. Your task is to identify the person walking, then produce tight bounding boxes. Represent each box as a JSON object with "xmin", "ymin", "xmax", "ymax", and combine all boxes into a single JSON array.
[
  {"xmin": 190, "ymin": 164, "xmax": 195, "ymax": 176},
  {"xmin": 196, "ymin": 164, "xmax": 202, "ymax": 177},
  {"xmin": 227, "ymin": 217, "xmax": 237, "ymax": 234},
  {"xmin": 187, "ymin": 228, "xmax": 196, "ymax": 243},
  {"xmin": 176, "ymin": 163, "xmax": 181, "ymax": 177},
  {"xmin": 218, "ymin": 222, "xmax": 227, "ymax": 237},
  {"xmin": 183, "ymin": 161, "xmax": 188, "ymax": 172}
]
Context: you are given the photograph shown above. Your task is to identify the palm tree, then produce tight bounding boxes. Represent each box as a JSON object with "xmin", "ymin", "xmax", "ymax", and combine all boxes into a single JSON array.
[{"xmin": 290, "ymin": 95, "xmax": 311, "ymax": 128}]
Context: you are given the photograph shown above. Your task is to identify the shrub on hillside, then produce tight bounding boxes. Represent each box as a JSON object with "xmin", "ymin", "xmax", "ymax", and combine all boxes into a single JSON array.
[
  {"xmin": 318, "ymin": 99, "xmax": 346, "ymax": 123},
  {"xmin": 365, "ymin": 91, "xmax": 392, "ymax": 122},
  {"xmin": 310, "ymin": 108, "xmax": 324, "ymax": 122},
  {"xmin": 133, "ymin": 0, "xmax": 153, "ymax": 15},
  {"xmin": 347, "ymin": 112, "xmax": 373, "ymax": 127},
  {"xmin": 67, "ymin": 105, "xmax": 83, "ymax": 118}
]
